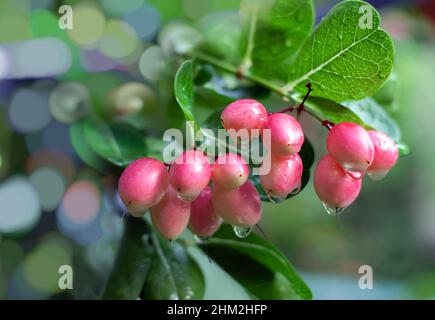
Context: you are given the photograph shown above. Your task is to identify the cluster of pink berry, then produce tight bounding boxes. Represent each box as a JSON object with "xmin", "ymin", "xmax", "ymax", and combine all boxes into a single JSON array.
[
  {"xmin": 314, "ymin": 122, "xmax": 399, "ymax": 215},
  {"xmin": 117, "ymin": 98, "xmax": 399, "ymax": 240},
  {"xmin": 221, "ymin": 99, "xmax": 305, "ymax": 200},
  {"xmin": 117, "ymin": 147, "xmax": 259, "ymax": 240}
]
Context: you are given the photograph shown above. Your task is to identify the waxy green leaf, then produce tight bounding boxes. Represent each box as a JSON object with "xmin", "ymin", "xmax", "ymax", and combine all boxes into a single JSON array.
[{"xmin": 286, "ymin": 1, "xmax": 394, "ymax": 102}]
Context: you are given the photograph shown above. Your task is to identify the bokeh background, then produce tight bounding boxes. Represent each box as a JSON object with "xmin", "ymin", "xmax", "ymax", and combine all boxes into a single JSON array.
[{"xmin": 0, "ymin": 0, "xmax": 434, "ymax": 300}]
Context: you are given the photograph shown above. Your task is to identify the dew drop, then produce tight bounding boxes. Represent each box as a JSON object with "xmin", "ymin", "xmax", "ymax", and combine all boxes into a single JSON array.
[
  {"xmin": 266, "ymin": 193, "xmax": 286, "ymax": 203},
  {"xmin": 368, "ymin": 170, "xmax": 388, "ymax": 181},
  {"xmin": 232, "ymin": 225, "xmax": 253, "ymax": 238},
  {"xmin": 346, "ymin": 171, "xmax": 363, "ymax": 179},
  {"xmin": 290, "ymin": 183, "xmax": 301, "ymax": 195},
  {"xmin": 322, "ymin": 202, "xmax": 345, "ymax": 216},
  {"xmin": 194, "ymin": 234, "xmax": 210, "ymax": 242}
]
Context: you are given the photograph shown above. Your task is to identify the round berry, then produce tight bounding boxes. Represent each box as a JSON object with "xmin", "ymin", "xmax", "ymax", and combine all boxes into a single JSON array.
[
  {"xmin": 314, "ymin": 154, "xmax": 362, "ymax": 213},
  {"xmin": 265, "ymin": 113, "xmax": 304, "ymax": 156},
  {"xmin": 212, "ymin": 181, "xmax": 262, "ymax": 227},
  {"xmin": 260, "ymin": 154, "xmax": 303, "ymax": 199},
  {"xmin": 169, "ymin": 149, "xmax": 212, "ymax": 202},
  {"xmin": 150, "ymin": 186, "xmax": 190, "ymax": 240},
  {"xmin": 327, "ymin": 122, "xmax": 374, "ymax": 173},
  {"xmin": 212, "ymin": 153, "xmax": 250, "ymax": 189},
  {"xmin": 367, "ymin": 130, "xmax": 399, "ymax": 180},
  {"xmin": 221, "ymin": 99, "xmax": 268, "ymax": 140},
  {"xmin": 189, "ymin": 187, "xmax": 222, "ymax": 238},
  {"xmin": 118, "ymin": 158, "xmax": 168, "ymax": 217}
]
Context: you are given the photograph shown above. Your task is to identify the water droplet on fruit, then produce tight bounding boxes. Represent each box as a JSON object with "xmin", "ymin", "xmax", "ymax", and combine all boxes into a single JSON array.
[
  {"xmin": 194, "ymin": 234, "xmax": 210, "ymax": 242},
  {"xmin": 322, "ymin": 202, "xmax": 345, "ymax": 216},
  {"xmin": 232, "ymin": 225, "xmax": 253, "ymax": 238},
  {"xmin": 346, "ymin": 171, "xmax": 363, "ymax": 179},
  {"xmin": 368, "ymin": 170, "xmax": 388, "ymax": 181},
  {"xmin": 290, "ymin": 184, "xmax": 301, "ymax": 195},
  {"xmin": 266, "ymin": 193, "xmax": 286, "ymax": 203}
]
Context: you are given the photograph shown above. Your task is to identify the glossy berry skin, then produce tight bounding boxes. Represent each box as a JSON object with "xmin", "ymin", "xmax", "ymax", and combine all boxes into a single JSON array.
[
  {"xmin": 221, "ymin": 99, "xmax": 268, "ymax": 140},
  {"xmin": 189, "ymin": 187, "xmax": 222, "ymax": 238},
  {"xmin": 367, "ymin": 130, "xmax": 399, "ymax": 180},
  {"xmin": 265, "ymin": 113, "xmax": 304, "ymax": 156},
  {"xmin": 314, "ymin": 154, "xmax": 362, "ymax": 210},
  {"xmin": 327, "ymin": 122, "xmax": 374, "ymax": 173},
  {"xmin": 118, "ymin": 158, "xmax": 169, "ymax": 217},
  {"xmin": 212, "ymin": 153, "xmax": 250, "ymax": 189},
  {"xmin": 260, "ymin": 154, "xmax": 303, "ymax": 198},
  {"xmin": 150, "ymin": 186, "xmax": 190, "ymax": 240},
  {"xmin": 212, "ymin": 181, "xmax": 262, "ymax": 227},
  {"xmin": 169, "ymin": 150, "xmax": 212, "ymax": 202}
]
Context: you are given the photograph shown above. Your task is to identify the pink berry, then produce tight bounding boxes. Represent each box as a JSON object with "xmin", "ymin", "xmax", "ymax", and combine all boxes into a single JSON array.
[
  {"xmin": 212, "ymin": 153, "xmax": 250, "ymax": 189},
  {"xmin": 169, "ymin": 149, "xmax": 212, "ymax": 202},
  {"xmin": 150, "ymin": 186, "xmax": 190, "ymax": 240},
  {"xmin": 118, "ymin": 158, "xmax": 169, "ymax": 217},
  {"xmin": 314, "ymin": 154, "xmax": 362, "ymax": 215},
  {"xmin": 189, "ymin": 187, "xmax": 222, "ymax": 238},
  {"xmin": 327, "ymin": 122, "xmax": 374, "ymax": 173},
  {"xmin": 212, "ymin": 181, "xmax": 262, "ymax": 227},
  {"xmin": 260, "ymin": 154, "xmax": 303, "ymax": 199},
  {"xmin": 367, "ymin": 131, "xmax": 399, "ymax": 181},
  {"xmin": 265, "ymin": 113, "xmax": 304, "ymax": 156},
  {"xmin": 221, "ymin": 99, "xmax": 268, "ymax": 140}
]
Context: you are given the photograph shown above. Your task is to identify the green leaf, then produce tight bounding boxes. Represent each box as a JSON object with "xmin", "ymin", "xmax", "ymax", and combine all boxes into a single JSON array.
[
  {"xmin": 103, "ymin": 217, "xmax": 154, "ymax": 300},
  {"xmin": 83, "ymin": 118, "xmax": 148, "ymax": 167},
  {"xmin": 342, "ymin": 98, "xmax": 401, "ymax": 142},
  {"xmin": 252, "ymin": 139, "xmax": 314, "ymax": 202},
  {"xmin": 305, "ymin": 97, "xmax": 368, "ymax": 127},
  {"xmin": 69, "ymin": 120, "xmax": 111, "ymax": 173},
  {"xmin": 200, "ymin": 224, "xmax": 312, "ymax": 300},
  {"xmin": 285, "ymin": 0, "xmax": 394, "ymax": 102},
  {"xmin": 174, "ymin": 60, "xmax": 198, "ymax": 130},
  {"xmin": 142, "ymin": 233, "xmax": 205, "ymax": 300},
  {"xmin": 240, "ymin": 0, "xmax": 314, "ymax": 73},
  {"xmin": 372, "ymin": 73, "xmax": 399, "ymax": 113}
]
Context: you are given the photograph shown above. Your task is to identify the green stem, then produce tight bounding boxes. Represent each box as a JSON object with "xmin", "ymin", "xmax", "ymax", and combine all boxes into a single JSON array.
[{"xmin": 195, "ymin": 53, "xmax": 327, "ymax": 126}]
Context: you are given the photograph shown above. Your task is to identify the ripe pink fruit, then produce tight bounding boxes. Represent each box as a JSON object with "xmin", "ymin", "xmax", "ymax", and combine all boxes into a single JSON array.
[
  {"xmin": 212, "ymin": 181, "xmax": 262, "ymax": 227},
  {"xmin": 169, "ymin": 149, "xmax": 212, "ymax": 202},
  {"xmin": 212, "ymin": 153, "xmax": 250, "ymax": 189},
  {"xmin": 221, "ymin": 99, "xmax": 268, "ymax": 140},
  {"xmin": 327, "ymin": 122, "xmax": 374, "ymax": 173},
  {"xmin": 265, "ymin": 113, "xmax": 304, "ymax": 156},
  {"xmin": 150, "ymin": 186, "xmax": 190, "ymax": 240},
  {"xmin": 260, "ymin": 154, "xmax": 303, "ymax": 199},
  {"xmin": 118, "ymin": 158, "xmax": 169, "ymax": 217},
  {"xmin": 314, "ymin": 154, "xmax": 362, "ymax": 214},
  {"xmin": 189, "ymin": 187, "xmax": 222, "ymax": 238},
  {"xmin": 367, "ymin": 131, "xmax": 399, "ymax": 180}
]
